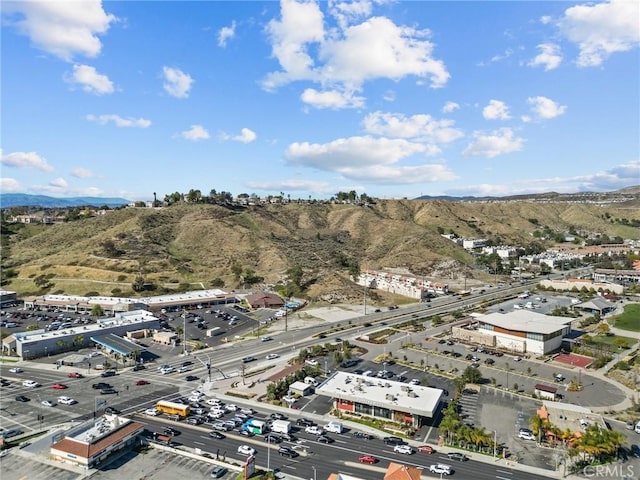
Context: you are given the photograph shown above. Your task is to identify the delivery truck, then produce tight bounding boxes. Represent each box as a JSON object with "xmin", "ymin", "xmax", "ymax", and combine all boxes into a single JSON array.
[{"xmin": 270, "ymin": 419, "xmax": 291, "ymax": 434}]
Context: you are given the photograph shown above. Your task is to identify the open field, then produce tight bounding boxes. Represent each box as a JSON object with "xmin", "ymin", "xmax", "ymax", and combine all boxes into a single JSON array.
[{"xmin": 608, "ymin": 304, "xmax": 640, "ymax": 332}]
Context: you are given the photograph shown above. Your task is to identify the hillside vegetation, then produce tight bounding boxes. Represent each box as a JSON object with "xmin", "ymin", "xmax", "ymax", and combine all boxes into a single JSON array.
[{"xmin": 2, "ymin": 199, "xmax": 639, "ymax": 301}]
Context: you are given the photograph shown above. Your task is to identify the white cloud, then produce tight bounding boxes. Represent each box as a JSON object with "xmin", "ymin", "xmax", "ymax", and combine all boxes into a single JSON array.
[
  {"xmin": 482, "ymin": 100, "xmax": 511, "ymax": 120},
  {"xmin": 86, "ymin": 114, "xmax": 151, "ymax": 128},
  {"xmin": 283, "ymin": 134, "xmax": 456, "ymax": 184},
  {"xmin": 70, "ymin": 167, "xmax": 97, "ymax": 178},
  {"xmin": 162, "ymin": 66, "xmax": 194, "ymax": 98},
  {"xmin": 285, "ymin": 136, "xmax": 427, "ymax": 170},
  {"xmin": 382, "ymin": 90, "xmax": 396, "ymax": 102},
  {"xmin": 300, "ymin": 88, "xmax": 365, "ymax": 109},
  {"xmin": 527, "ymin": 96, "xmax": 567, "ymax": 119},
  {"xmin": 0, "ymin": 178, "xmax": 22, "ymax": 192},
  {"xmin": 262, "ymin": 1, "xmax": 449, "ymax": 104},
  {"xmin": 66, "ymin": 64, "xmax": 114, "ymax": 95},
  {"xmin": 540, "ymin": 15, "xmax": 553, "ymax": 25},
  {"xmin": 49, "ymin": 177, "xmax": 68, "ymax": 189},
  {"xmin": 363, "ymin": 111, "xmax": 464, "ymax": 144},
  {"xmin": 3, "ymin": 0, "xmax": 117, "ymax": 61},
  {"xmin": 442, "ymin": 101, "xmax": 459, "ymax": 113},
  {"xmin": 528, "ymin": 43, "xmax": 563, "ymax": 71},
  {"xmin": 218, "ymin": 21, "xmax": 236, "ymax": 47},
  {"xmin": 559, "ymin": 0, "xmax": 640, "ymax": 67},
  {"xmin": 329, "ymin": 0, "xmax": 373, "ymax": 29},
  {"xmin": 448, "ymin": 160, "xmax": 640, "ymax": 196},
  {"xmin": 246, "ymin": 178, "xmax": 334, "ymax": 194},
  {"xmin": 234, "ymin": 128, "xmax": 257, "ymax": 143},
  {"xmin": 1, "ymin": 151, "xmax": 54, "ymax": 172},
  {"xmin": 320, "ymin": 16, "xmax": 449, "ymax": 88},
  {"xmin": 181, "ymin": 125, "xmax": 210, "ymax": 141},
  {"xmin": 463, "ymin": 128, "xmax": 524, "ymax": 158}
]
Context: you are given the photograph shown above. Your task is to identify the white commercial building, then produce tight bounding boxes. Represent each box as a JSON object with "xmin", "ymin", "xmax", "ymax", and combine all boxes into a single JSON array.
[
  {"xmin": 315, "ymin": 371, "xmax": 443, "ymax": 427},
  {"xmin": 472, "ymin": 311, "xmax": 572, "ymax": 355}
]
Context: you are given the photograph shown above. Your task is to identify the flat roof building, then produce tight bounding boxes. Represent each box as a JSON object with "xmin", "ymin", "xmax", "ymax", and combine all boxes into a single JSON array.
[
  {"xmin": 453, "ymin": 311, "xmax": 573, "ymax": 355},
  {"xmin": 2, "ymin": 310, "xmax": 159, "ymax": 359},
  {"xmin": 50, "ymin": 414, "xmax": 145, "ymax": 469},
  {"xmin": 315, "ymin": 371, "xmax": 443, "ymax": 427},
  {"xmin": 22, "ymin": 289, "xmax": 238, "ymax": 314}
]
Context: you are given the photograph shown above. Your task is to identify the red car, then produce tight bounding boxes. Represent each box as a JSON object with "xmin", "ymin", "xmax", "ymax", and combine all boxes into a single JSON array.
[
  {"xmin": 135, "ymin": 380, "xmax": 150, "ymax": 386},
  {"xmin": 418, "ymin": 445, "xmax": 435, "ymax": 454},
  {"xmin": 358, "ymin": 455, "xmax": 377, "ymax": 464},
  {"xmin": 68, "ymin": 372, "xmax": 83, "ymax": 378},
  {"xmin": 52, "ymin": 383, "xmax": 68, "ymax": 389}
]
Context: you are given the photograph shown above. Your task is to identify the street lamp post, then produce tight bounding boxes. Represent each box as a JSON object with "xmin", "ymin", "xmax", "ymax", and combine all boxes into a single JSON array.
[
  {"xmin": 182, "ymin": 309, "xmax": 187, "ymax": 356},
  {"xmin": 311, "ymin": 466, "xmax": 317, "ymax": 480},
  {"xmin": 493, "ymin": 430, "xmax": 497, "ymax": 457}
]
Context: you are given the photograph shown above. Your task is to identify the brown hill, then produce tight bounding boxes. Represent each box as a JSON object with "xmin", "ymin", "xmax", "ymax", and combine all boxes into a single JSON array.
[{"xmin": 3, "ymin": 199, "xmax": 639, "ymax": 302}]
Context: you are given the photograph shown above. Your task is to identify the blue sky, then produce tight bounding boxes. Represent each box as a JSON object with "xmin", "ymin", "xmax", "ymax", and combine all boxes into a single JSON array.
[{"xmin": 1, "ymin": 0, "xmax": 639, "ymax": 201}]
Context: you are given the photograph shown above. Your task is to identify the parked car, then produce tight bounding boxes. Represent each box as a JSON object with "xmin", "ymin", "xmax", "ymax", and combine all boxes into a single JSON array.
[
  {"xmin": 358, "ymin": 454, "xmax": 377, "ymax": 464},
  {"xmin": 210, "ymin": 466, "xmax": 228, "ymax": 478},
  {"xmin": 518, "ymin": 431, "xmax": 536, "ymax": 441}
]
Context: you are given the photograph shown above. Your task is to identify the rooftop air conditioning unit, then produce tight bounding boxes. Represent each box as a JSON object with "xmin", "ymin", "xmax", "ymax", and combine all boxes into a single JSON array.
[{"xmin": 408, "ymin": 391, "xmax": 418, "ymax": 398}]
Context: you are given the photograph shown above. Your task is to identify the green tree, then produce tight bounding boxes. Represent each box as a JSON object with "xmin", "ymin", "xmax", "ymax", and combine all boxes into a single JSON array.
[
  {"xmin": 91, "ymin": 304, "xmax": 105, "ymax": 318},
  {"xmin": 462, "ymin": 366, "xmax": 482, "ymax": 384}
]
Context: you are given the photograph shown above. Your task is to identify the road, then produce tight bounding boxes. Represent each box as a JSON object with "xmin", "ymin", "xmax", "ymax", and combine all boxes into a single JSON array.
[{"xmin": 138, "ymin": 416, "xmax": 551, "ymax": 480}]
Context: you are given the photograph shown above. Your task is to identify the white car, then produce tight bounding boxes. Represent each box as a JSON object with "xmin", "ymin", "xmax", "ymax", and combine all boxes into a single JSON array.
[
  {"xmin": 41, "ymin": 399, "xmax": 56, "ymax": 407},
  {"xmin": 225, "ymin": 404, "xmax": 238, "ymax": 411},
  {"xmin": 177, "ymin": 366, "xmax": 189, "ymax": 373},
  {"xmin": 393, "ymin": 444, "xmax": 414, "ymax": 455},
  {"xmin": 305, "ymin": 426, "xmax": 324, "ymax": 435},
  {"xmin": 22, "ymin": 380, "xmax": 39, "ymax": 388},
  {"xmin": 160, "ymin": 366, "xmax": 175, "ymax": 375},
  {"xmin": 409, "ymin": 379, "xmax": 420, "ymax": 385},
  {"xmin": 144, "ymin": 407, "xmax": 159, "ymax": 415},
  {"xmin": 305, "ymin": 359, "xmax": 319, "ymax": 366},
  {"xmin": 265, "ymin": 353, "xmax": 279, "ymax": 360},
  {"xmin": 58, "ymin": 396, "xmax": 77, "ymax": 405},
  {"xmin": 9, "ymin": 367, "xmax": 22, "ymax": 373},
  {"xmin": 237, "ymin": 445, "xmax": 256, "ymax": 456},
  {"xmin": 518, "ymin": 431, "xmax": 536, "ymax": 441},
  {"xmin": 206, "ymin": 398, "xmax": 223, "ymax": 406},
  {"xmin": 429, "ymin": 464, "xmax": 452, "ymax": 475}
]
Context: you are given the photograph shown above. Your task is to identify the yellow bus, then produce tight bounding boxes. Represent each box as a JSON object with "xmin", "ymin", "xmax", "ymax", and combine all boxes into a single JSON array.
[{"xmin": 156, "ymin": 400, "xmax": 190, "ymax": 418}]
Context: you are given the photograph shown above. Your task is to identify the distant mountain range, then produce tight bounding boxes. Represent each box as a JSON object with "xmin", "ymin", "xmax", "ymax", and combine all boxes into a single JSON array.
[
  {"xmin": 416, "ymin": 186, "xmax": 640, "ymax": 202},
  {"xmin": 0, "ymin": 193, "xmax": 131, "ymax": 208}
]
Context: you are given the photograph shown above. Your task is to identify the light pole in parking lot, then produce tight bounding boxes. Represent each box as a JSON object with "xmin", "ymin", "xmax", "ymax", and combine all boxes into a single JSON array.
[
  {"xmin": 493, "ymin": 430, "xmax": 497, "ymax": 457},
  {"xmin": 311, "ymin": 466, "xmax": 316, "ymax": 480}
]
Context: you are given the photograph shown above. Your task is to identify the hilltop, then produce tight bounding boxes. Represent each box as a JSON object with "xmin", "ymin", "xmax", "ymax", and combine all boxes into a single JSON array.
[{"xmin": 2, "ymin": 197, "xmax": 639, "ymax": 303}]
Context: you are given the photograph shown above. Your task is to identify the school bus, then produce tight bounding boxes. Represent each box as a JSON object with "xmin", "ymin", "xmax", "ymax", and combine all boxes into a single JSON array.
[{"xmin": 156, "ymin": 400, "xmax": 190, "ymax": 418}]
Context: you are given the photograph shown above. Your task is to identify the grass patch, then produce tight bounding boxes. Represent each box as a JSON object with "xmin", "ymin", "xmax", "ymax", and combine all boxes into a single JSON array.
[
  {"xmin": 608, "ymin": 304, "xmax": 640, "ymax": 332},
  {"xmin": 587, "ymin": 334, "xmax": 636, "ymax": 348}
]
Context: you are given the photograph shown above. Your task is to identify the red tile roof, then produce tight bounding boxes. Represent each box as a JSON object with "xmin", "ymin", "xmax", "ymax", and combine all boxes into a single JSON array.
[{"xmin": 51, "ymin": 420, "xmax": 144, "ymax": 459}]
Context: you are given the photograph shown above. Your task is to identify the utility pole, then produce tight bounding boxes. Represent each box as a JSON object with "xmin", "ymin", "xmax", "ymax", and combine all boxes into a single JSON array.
[
  {"xmin": 196, "ymin": 354, "xmax": 212, "ymax": 382},
  {"xmin": 182, "ymin": 309, "xmax": 187, "ymax": 356}
]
